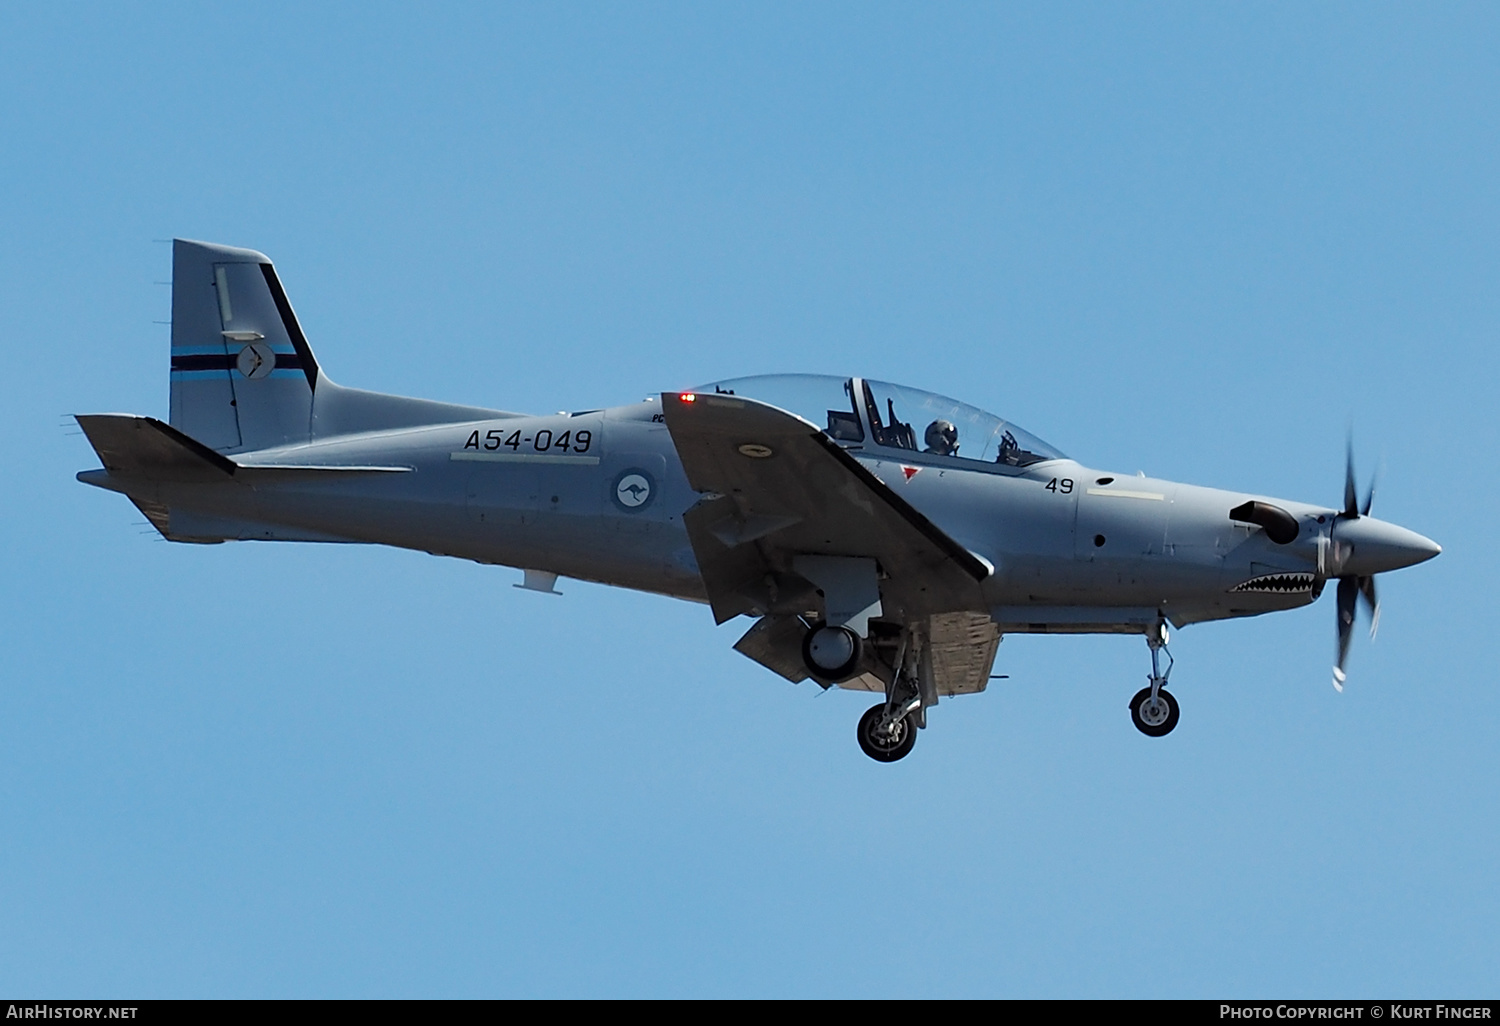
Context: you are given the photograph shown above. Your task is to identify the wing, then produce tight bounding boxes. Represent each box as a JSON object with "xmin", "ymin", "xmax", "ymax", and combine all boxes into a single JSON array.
[{"xmin": 662, "ymin": 391, "xmax": 991, "ymax": 629}]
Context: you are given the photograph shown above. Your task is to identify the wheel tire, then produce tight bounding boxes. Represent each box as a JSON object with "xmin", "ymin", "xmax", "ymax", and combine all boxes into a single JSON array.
[
  {"xmin": 1129, "ymin": 686, "xmax": 1180, "ymax": 737},
  {"xmin": 801, "ymin": 622, "xmax": 862, "ymax": 682},
  {"xmin": 857, "ymin": 702, "xmax": 917, "ymax": 762}
]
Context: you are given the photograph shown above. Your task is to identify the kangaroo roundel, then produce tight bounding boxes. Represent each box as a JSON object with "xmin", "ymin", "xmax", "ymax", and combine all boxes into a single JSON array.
[{"xmin": 614, "ymin": 469, "xmax": 655, "ymax": 511}]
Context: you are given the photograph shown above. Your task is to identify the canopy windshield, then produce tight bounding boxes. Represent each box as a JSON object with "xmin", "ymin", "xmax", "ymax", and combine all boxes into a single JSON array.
[{"xmin": 692, "ymin": 374, "xmax": 1065, "ymax": 468}]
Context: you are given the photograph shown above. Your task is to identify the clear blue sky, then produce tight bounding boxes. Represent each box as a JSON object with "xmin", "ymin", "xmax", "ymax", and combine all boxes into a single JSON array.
[{"xmin": 1, "ymin": 3, "xmax": 1494, "ymax": 997}]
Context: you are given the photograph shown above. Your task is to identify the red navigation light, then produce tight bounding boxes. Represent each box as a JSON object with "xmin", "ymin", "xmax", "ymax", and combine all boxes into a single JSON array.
[{"xmin": 679, "ymin": 393, "xmax": 697, "ymax": 403}]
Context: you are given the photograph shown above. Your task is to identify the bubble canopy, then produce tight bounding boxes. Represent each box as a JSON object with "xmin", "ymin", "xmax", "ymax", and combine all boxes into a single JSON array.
[{"xmin": 690, "ymin": 374, "xmax": 1065, "ymax": 468}]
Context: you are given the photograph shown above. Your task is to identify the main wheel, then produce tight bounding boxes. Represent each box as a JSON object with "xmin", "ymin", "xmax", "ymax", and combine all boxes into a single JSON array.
[
  {"xmin": 802, "ymin": 622, "xmax": 862, "ymax": 682},
  {"xmin": 1129, "ymin": 686, "xmax": 1180, "ymax": 737},
  {"xmin": 857, "ymin": 702, "xmax": 917, "ymax": 762}
]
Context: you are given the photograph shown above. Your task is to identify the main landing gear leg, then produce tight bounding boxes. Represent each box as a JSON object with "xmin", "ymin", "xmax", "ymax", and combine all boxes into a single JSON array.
[
  {"xmin": 857, "ymin": 632, "xmax": 921, "ymax": 762},
  {"xmin": 1129, "ymin": 617, "xmax": 1180, "ymax": 737}
]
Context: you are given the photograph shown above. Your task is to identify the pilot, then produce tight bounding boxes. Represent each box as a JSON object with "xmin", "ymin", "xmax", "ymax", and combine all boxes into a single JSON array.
[{"xmin": 924, "ymin": 419, "xmax": 959, "ymax": 456}]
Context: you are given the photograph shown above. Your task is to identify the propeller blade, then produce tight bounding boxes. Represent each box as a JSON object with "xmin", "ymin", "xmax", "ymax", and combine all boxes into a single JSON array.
[
  {"xmin": 1334, "ymin": 575, "xmax": 1358, "ymax": 691},
  {"xmin": 1344, "ymin": 439, "xmax": 1359, "ymax": 518},
  {"xmin": 1359, "ymin": 574, "xmax": 1380, "ymax": 640},
  {"xmin": 1361, "ymin": 462, "xmax": 1380, "ymax": 517}
]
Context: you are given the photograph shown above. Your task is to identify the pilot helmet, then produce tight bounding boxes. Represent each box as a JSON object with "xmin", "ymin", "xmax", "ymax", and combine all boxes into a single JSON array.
[{"xmin": 924, "ymin": 419, "xmax": 958, "ymax": 455}]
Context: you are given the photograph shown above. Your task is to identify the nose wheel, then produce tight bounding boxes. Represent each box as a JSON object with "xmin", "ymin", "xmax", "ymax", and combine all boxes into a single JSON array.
[
  {"xmin": 1129, "ymin": 686, "xmax": 1179, "ymax": 736},
  {"xmin": 857, "ymin": 702, "xmax": 917, "ymax": 762}
]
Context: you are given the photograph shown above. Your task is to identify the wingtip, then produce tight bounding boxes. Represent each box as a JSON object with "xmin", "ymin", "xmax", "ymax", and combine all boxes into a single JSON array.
[{"xmin": 1332, "ymin": 666, "xmax": 1346, "ymax": 692}]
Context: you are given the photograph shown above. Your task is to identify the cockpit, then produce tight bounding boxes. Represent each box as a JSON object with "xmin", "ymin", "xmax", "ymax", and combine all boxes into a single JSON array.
[{"xmin": 692, "ymin": 374, "xmax": 1065, "ymax": 469}]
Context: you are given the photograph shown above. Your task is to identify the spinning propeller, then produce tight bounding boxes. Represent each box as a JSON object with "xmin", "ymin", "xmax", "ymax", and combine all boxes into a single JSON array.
[
  {"xmin": 1332, "ymin": 443, "xmax": 1378, "ymax": 690},
  {"xmin": 1319, "ymin": 445, "xmax": 1438, "ymax": 690}
]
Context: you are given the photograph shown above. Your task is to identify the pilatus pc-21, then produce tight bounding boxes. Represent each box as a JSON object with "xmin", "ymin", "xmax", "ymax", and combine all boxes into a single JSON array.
[{"xmin": 77, "ymin": 240, "xmax": 1440, "ymax": 761}]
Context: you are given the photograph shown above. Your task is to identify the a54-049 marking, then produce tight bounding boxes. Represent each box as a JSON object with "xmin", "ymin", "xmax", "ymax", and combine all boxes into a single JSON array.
[{"xmin": 462, "ymin": 428, "xmax": 593, "ymax": 454}]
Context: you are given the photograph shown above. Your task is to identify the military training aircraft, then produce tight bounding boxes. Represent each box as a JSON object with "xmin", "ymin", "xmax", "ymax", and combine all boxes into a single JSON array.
[{"xmin": 76, "ymin": 240, "xmax": 1441, "ymax": 761}]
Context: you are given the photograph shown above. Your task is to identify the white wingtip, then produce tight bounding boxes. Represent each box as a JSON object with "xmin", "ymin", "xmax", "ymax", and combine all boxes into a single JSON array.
[{"xmin": 1332, "ymin": 666, "xmax": 1346, "ymax": 692}]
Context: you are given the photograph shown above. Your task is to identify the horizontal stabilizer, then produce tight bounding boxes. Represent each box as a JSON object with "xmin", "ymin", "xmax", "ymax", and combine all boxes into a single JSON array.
[
  {"xmin": 75, "ymin": 415, "xmax": 412, "ymax": 482},
  {"xmin": 77, "ymin": 414, "xmax": 235, "ymax": 481}
]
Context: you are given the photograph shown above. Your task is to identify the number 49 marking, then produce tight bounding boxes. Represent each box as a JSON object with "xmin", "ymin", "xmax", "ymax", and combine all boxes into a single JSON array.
[{"xmin": 1044, "ymin": 478, "xmax": 1074, "ymax": 494}]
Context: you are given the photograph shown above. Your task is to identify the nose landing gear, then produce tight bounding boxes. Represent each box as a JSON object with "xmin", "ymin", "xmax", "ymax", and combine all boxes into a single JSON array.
[{"xmin": 1129, "ymin": 618, "xmax": 1179, "ymax": 737}]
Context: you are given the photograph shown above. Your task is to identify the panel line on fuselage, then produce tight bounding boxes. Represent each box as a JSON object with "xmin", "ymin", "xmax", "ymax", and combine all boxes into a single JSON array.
[{"xmin": 450, "ymin": 452, "xmax": 602, "ymax": 466}]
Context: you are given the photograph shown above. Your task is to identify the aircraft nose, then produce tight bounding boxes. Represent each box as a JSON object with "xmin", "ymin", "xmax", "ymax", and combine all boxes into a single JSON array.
[{"xmin": 1333, "ymin": 516, "xmax": 1441, "ymax": 576}]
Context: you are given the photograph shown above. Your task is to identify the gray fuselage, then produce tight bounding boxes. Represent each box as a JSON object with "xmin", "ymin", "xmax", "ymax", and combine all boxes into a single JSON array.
[{"xmin": 122, "ymin": 393, "xmax": 1397, "ymax": 636}]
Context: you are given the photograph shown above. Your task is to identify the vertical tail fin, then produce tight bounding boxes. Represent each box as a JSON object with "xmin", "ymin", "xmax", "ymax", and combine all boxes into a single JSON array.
[{"xmin": 169, "ymin": 239, "xmax": 320, "ymax": 452}]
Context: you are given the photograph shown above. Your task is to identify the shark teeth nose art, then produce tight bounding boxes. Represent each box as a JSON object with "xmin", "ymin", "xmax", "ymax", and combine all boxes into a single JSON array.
[{"xmin": 1230, "ymin": 572, "xmax": 1317, "ymax": 594}]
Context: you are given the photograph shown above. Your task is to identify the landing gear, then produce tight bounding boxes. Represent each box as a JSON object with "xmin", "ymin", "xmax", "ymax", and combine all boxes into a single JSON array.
[
  {"xmin": 858, "ymin": 702, "xmax": 917, "ymax": 762},
  {"xmin": 1129, "ymin": 685, "xmax": 1179, "ymax": 737},
  {"xmin": 801, "ymin": 621, "xmax": 863, "ymax": 682},
  {"xmin": 850, "ymin": 625, "xmax": 927, "ymax": 762},
  {"xmin": 1130, "ymin": 617, "xmax": 1180, "ymax": 737}
]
